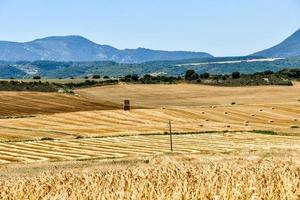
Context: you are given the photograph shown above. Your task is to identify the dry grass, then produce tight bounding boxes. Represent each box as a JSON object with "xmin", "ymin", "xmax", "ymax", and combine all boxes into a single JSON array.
[{"xmin": 0, "ymin": 155, "xmax": 299, "ymax": 200}]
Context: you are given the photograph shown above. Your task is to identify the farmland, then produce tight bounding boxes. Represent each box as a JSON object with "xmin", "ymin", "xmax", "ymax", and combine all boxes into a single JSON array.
[
  {"xmin": 0, "ymin": 132, "xmax": 299, "ymax": 164},
  {"xmin": 1, "ymin": 155, "xmax": 300, "ymax": 200},
  {"xmin": 1, "ymin": 83, "xmax": 300, "ymax": 141},
  {"xmin": 0, "ymin": 83, "xmax": 300, "ymax": 199}
]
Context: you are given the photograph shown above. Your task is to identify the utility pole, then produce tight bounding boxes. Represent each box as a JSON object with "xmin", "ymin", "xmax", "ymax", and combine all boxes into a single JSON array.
[{"xmin": 169, "ymin": 120, "xmax": 173, "ymax": 152}]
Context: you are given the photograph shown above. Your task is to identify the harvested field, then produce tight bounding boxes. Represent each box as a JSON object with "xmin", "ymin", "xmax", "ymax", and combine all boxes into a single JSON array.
[
  {"xmin": 1, "ymin": 103, "xmax": 300, "ymax": 141},
  {"xmin": 77, "ymin": 83, "xmax": 300, "ymax": 108},
  {"xmin": 0, "ymin": 92, "xmax": 120, "ymax": 116},
  {"xmin": 0, "ymin": 155, "xmax": 299, "ymax": 200},
  {"xmin": 0, "ymin": 132, "xmax": 299, "ymax": 164},
  {"xmin": 0, "ymin": 83, "xmax": 300, "ymax": 199}
]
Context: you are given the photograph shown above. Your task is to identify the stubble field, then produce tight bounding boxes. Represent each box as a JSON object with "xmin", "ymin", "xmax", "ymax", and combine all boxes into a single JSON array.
[{"xmin": 0, "ymin": 83, "xmax": 300, "ymax": 199}]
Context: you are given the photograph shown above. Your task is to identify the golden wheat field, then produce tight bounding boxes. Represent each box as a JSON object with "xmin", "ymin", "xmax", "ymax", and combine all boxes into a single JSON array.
[
  {"xmin": 0, "ymin": 83, "xmax": 300, "ymax": 199},
  {"xmin": 0, "ymin": 155, "xmax": 299, "ymax": 200}
]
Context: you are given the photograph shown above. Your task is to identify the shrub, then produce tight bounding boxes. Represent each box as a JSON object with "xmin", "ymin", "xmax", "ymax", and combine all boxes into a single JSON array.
[{"xmin": 33, "ymin": 76, "xmax": 41, "ymax": 80}]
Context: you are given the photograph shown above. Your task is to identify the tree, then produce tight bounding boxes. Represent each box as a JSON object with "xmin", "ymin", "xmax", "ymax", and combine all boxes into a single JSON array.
[
  {"xmin": 263, "ymin": 70, "xmax": 274, "ymax": 75},
  {"xmin": 232, "ymin": 72, "xmax": 240, "ymax": 79},
  {"xmin": 33, "ymin": 76, "xmax": 41, "ymax": 80},
  {"xmin": 92, "ymin": 75, "xmax": 101, "ymax": 79},
  {"xmin": 131, "ymin": 74, "xmax": 139, "ymax": 81},
  {"xmin": 143, "ymin": 74, "xmax": 152, "ymax": 80},
  {"xmin": 185, "ymin": 70, "xmax": 199, "ymax": 81},
  {"xmin": 200, "ymin": 72, "xmax": 210, "ymax": 79},
  {"xmin": 124, "ymin": 74, "xmax": 132, "ymax": 81}
]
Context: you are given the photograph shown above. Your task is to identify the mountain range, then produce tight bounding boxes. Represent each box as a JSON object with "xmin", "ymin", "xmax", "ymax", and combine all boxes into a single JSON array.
[
  {"xmin": 1, "ymin": 27, "xmax": 300, "ymax": 63},
  {"xmin": 0, "ymin": 36, "xmax": 212, "ymax": 63},
  {"xmin": 0, "ymin": 28, "xmax": 300, "ymax": 78},
  {"xmin": 252, "ymin": 28, "xmax": 300, "ymax": 57}
]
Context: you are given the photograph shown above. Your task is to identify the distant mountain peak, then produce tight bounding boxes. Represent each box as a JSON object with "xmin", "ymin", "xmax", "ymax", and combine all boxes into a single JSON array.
[
  {"xmin": 252, "ymin": 28, "xmax": 300, "ymax": 58},
  {"xmin": 0, "ymin": 35, "xmax": 213, "ymax": 63},
  {"xmin": 29, "ymin": 35, "xmax": 97, "ymax": 45}
]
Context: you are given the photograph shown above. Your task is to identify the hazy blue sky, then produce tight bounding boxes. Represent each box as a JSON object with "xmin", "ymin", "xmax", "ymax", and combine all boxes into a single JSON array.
[{"xmin": 0, "ymin": 0, "xmax": 299, "ymax": 56}]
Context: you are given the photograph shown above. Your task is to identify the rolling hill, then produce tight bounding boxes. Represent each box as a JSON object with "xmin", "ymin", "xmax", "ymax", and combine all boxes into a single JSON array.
[
  {"xmin": 0, "ymin": 36, "xmax": 212, "ymax": 63},
  {"xmin": 252, "ymin": 28, "xmax": 300, "ymax": 57}
]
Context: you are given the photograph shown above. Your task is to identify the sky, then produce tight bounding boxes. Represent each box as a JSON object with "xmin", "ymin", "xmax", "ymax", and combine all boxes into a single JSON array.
[{"xmin": 0, "ymin": 0, "xmax": 299, "ymax": 56}]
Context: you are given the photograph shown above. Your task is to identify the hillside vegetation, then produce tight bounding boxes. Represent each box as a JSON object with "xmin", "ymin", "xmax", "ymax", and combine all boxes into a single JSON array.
[{"xmin": 1, "ymin": 56, "xmax": 300, "ymax": 78}]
